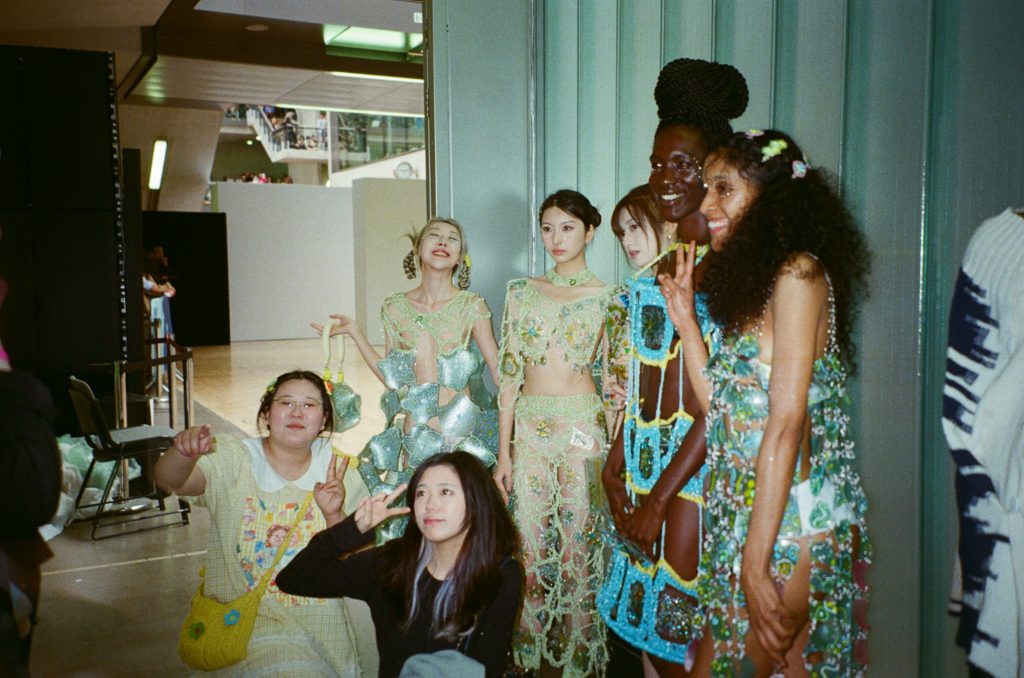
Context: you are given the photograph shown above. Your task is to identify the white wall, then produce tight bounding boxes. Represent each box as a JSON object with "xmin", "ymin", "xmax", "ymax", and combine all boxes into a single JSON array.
[
  {"xmin": 329, "ymin": 149, "xmax": 426, "ymax": 188},
  {"xmin": 351, "ymin": 178, "xmax": 428, "ymax": 343},
  {"xmin": 119, "ymin": 104, "xmax": 223, "ymax": 212},
  {"xmin": 212, "ymin": 182, "xmax": 356, "ymax": 341}
]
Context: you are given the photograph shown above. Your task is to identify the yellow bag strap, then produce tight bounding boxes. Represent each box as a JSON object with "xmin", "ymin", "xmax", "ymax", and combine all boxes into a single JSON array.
[
  {"xmin": 321, "ymin": 319, "xmax": 345, "ymax": 384},
  {"xmin": 252, "ymin": 491, "xmax": 314, "ymax": 595}
]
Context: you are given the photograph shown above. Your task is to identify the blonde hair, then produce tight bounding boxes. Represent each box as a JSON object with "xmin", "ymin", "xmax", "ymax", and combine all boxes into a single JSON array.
[{"xmin": 405, "ymin": 218, "xmax": 471, "ymax": 287}]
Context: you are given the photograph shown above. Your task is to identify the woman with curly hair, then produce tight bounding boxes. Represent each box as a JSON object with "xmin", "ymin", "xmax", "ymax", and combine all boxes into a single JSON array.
[
  {"xmin": 661, "ymin": 129, "xmax": 872, "ymax": 676},
  {"xmin": 598, "ymin": 57, "xmax": 747, "ymax": 677}
]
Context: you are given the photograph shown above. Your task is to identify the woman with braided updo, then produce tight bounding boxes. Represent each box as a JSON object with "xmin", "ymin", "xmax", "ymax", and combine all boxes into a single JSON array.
[
  {"xmin": 598, "ymin": 57, "xmax": 747, "ymax": 677},
  {"xmin": 661, "ymin": 129, "xmax": 871, "ymax": 676}
]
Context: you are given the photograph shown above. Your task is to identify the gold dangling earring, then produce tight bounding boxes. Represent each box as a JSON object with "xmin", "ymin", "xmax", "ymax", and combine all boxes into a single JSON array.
[{"xmin": 403, "ymin": 249, "xmax": 417, "ymax": 279}]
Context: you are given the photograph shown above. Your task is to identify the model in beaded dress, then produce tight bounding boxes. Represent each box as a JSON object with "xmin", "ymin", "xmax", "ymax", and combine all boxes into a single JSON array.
[
  {"xmin": 661, "ymin": 130, "xmax": 871, "ymax": 676},
  {"xmin": 598, "ymin": 58, "xmax": 749, "ymax": 678},
  {"xmin": 315, "ymin": 219, "xmax": 500, "ymax": 542},
  {"xmin": 492, "ymin": 190, "xmax": 615, "ymax": 677}
]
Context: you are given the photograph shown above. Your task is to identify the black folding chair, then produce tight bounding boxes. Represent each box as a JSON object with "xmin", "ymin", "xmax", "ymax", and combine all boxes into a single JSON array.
[{"xmin": 67, "ymin": 376, "xmax": 190, "ymax": 539}]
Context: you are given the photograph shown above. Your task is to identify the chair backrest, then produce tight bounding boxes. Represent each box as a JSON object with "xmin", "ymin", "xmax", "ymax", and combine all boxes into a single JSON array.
[{"xmin": 68, "ymin": 376, "xmax": 117, "ymax": 454}]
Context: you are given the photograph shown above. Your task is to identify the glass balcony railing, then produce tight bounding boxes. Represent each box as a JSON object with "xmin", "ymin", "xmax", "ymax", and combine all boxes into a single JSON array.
[{"xmin": 231, "ymin": 104, "xmax": 424, "ymax": 170}]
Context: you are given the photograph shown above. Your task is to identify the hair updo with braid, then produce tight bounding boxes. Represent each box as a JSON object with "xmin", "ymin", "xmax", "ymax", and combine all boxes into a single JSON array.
[{"xmin": 654, "ymin": 57, "xmax": 749, "ymax": 147}]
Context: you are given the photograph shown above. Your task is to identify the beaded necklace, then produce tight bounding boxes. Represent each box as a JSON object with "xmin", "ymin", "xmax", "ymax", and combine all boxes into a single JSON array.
[{"xmin": 544, "ymin": 267, "xmax": 594, "ymax": 287}]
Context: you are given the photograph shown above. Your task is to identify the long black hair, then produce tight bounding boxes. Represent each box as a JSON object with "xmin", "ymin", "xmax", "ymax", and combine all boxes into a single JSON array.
[
  {"xmin": 700, "ymin": 129, "xmax": 871, "ymax": 369},
  {"xmin": 377, "ymin": 452, "xmax": 520, "ymax": 641}
]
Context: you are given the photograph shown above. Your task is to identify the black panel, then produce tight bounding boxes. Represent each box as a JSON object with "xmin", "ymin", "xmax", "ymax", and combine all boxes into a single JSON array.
[
  {"xmin": 122, "ymin": 149, "xmax": 145, "ymax": 363},
  {"xmin": 0, "ymin": 211, "xmax": 35, "ymax": 368},
  {"xmin": 143, "ymin": 211, "xmax": 230, "ymax": 346},
  {"xmin": 31, "ymin": 211, "xmax": 121, "ymax": 369},
  {"xmin": 0, "ymin": 48, "xmax": 29, "ymax": 210},
  {"xmin": 23, "ymin": 48, "xmax": 116, "ymax": 212}
]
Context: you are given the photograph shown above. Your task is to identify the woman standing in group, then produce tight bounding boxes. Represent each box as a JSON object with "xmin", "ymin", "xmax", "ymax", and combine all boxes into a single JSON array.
[
  {"xmin": 277, "ymin": 451, "xmax": 523, "ymax": 678},
  {"xmin": 661, "ymin": 129, "xmax": 871, "ymax": 676},
  {"xmin": 598, "ymin": 58, "xmax": 747, "ymax": 677},
  {"xmin": 493, "ymin": 189, "xmax": 615, "ymax": 676},
  {"xmin": 155, "ymin": 371, "xmax": 362, "ymax": 676},
  {"xmin": 315, "ymin": 218, "xmax": 500, "ymax": 541}
]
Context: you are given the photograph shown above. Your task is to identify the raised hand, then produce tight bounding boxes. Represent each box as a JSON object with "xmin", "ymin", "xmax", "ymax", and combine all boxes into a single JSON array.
[
  {"xmin": 353, "ymin": 484, "xmax": 411, "ymax": 534},
  {"xmin": 658, "ymin": 240, "xmax": 699, "ymax": 337},
  {"xmin": 314, "ymin": 454, "xmax": 349, "ymax": 527},
  {"xmin": 311, "ymin": 314, "xmax": 360, "ymax": 338},
  {"xmin": 173, "ymin": 425, "xmax": 214, "ymax": 459}
]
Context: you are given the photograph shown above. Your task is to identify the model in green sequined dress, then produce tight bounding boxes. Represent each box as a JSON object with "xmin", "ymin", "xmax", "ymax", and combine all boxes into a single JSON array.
[
  {"xmin": 316, "ymin": 219, "xmax": 500, "ymax": 542},
  {"xmin": 494, "ymin": 190, "xmax": 615, "ymax": 677},
  {"xmin": 661, "ymin": 130, "xmax": 871, "ymax": 676}
]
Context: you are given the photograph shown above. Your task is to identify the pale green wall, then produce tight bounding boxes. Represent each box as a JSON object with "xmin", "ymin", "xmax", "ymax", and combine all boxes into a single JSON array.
[{"xmin": 427, "ymin": 1, "xmax": 1024, "ymax": 674}]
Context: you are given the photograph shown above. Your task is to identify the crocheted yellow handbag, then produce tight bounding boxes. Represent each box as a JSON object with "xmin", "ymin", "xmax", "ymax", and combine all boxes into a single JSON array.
[{"xmin": 178, "ymin": 492, "xmax": 313, "ymax": 670}]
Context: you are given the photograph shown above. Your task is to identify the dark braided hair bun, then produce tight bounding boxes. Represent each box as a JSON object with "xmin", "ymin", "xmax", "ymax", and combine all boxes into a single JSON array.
[{"xmin": 655, "ymin": 58, "xmax": 749, "ymax": 145}]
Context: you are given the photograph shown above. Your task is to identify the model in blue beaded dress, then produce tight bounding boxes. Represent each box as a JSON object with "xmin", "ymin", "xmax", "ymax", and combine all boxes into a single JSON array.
[{"xmin": 598, "ymin": 56, "xmax": 750, "ymax": 677}]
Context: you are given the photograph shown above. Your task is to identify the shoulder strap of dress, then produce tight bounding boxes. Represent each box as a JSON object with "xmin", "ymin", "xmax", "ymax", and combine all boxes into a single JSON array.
[{"xmin": 824, "ymin": 272, "xmax": 839, "ymax": 357}]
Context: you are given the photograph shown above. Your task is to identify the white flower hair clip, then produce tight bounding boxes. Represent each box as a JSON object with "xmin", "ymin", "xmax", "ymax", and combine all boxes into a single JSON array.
[
  {"xmin": 744, "ymin": 129, "xmax": 764, "ymax": 139},
  {"xmin": 791, "ymin": 160, "xmax": 808, "ymax": 179}
]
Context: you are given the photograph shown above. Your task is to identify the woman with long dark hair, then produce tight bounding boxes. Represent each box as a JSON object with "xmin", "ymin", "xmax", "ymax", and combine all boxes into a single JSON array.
[
  {"xmin": 277, "ymin": 451, "xmax": 522, "ymax": 678},
  {"xmin": 661, "ymin": 129, "xmax": 871, "ymax": 676}
]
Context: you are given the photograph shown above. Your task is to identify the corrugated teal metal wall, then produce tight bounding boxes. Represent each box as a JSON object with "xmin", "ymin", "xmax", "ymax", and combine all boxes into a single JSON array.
[{"xmin": 428, "ymin": 1, "xmax": 1024, "ymax": 674}]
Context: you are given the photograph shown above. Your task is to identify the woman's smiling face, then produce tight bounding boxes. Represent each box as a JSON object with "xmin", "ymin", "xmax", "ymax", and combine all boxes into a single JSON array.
[
  {"xmin": 700, "ymin": 154, "xmax": 759, "ymax": 251},
  {"xmin": 648, "ymin": 124, "xmax": 709, "ymax": 224},
  {"xmin": 418, "ymin": 220, "xmax": 463, "ymax": 272}
]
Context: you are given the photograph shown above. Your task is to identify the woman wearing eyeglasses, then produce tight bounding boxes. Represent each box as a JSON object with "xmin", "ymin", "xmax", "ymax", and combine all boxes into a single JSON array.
[{"xmin": 154, "ymin": 370, "xmax": 363, "ymax": 676}]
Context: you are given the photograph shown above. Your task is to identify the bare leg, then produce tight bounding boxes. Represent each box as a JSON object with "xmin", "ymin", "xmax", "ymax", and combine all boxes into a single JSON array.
[{"xmin": 647, "ymin": 497, "xmax": 700, "ymax": 678}]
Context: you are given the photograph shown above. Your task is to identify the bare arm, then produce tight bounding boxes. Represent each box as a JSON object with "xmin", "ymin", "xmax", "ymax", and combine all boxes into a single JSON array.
[
  {"xmin": 741, "ymin": 263, "xmax": 828, "ymax": 663},
  {"xmin": 311, "ymin": 314, "xmax": 386, "ymax": 384},
  {"xmin": 601, "ymin": 423, "xmax": 633, "ymax": 531},
  {"xmin": 154, "ymin": 425, "xmax": 211, "ymax": 496},
  {"xmin": 493, "ymin": 285, "xmax": 523, "ymax": 502},
  {"xmin": 471, "ymin": 299, "xmax": 501, "ymax": 386},
  {"xmin": 659, "ymin": 243, "xmax": 711, "ymax": 412},
  {"xmin": 622, "ymin": 417, "xmax": 707, "ymax": 557}
]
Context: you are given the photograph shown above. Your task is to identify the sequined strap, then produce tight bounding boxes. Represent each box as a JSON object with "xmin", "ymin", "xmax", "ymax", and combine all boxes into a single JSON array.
[{"xmin": 825, "ymin": 275, "xmax": 839, "ymax": 358}]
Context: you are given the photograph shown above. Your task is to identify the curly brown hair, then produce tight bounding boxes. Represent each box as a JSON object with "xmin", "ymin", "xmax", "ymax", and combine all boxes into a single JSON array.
[{"xmin": 700, "ymin": 130, "xmax": 871, "ymax": 369}]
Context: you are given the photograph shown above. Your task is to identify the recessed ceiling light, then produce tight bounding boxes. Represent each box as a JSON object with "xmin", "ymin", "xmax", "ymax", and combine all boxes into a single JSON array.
[{"xmin": 245, "ymin": 24, "xmax": 269, "ymax": 32}]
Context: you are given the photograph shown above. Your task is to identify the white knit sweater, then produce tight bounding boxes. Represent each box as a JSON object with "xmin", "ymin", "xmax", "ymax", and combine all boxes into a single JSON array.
[{"xmin": 943, "ymin": 207, "xmax": 1024, "ymax": 677}]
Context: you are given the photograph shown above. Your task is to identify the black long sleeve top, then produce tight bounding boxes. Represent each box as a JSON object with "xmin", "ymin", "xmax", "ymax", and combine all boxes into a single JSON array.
[{"xmin": 276, "ymin": 516, "xmax": 523, "ymax": 678}]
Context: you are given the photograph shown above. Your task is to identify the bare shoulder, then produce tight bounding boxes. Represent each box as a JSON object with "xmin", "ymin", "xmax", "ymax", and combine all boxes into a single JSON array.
[{"xmin": 779, "ymin": 252, "xmax": 826, "ymax": 282}]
